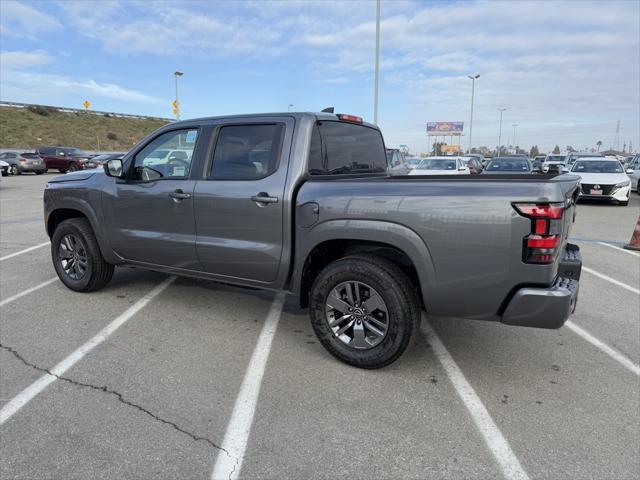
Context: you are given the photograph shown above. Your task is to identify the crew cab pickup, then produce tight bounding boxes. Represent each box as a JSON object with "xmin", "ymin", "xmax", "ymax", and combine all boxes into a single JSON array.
[{"xmin": 44, "ymin": 112, "xmax": 582, "ymax": 368}]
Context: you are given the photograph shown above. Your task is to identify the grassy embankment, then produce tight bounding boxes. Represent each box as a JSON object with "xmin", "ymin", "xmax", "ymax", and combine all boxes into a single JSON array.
[{"xmin": 0, "ymin": 106, "xmax": 169, "ymax": 151}]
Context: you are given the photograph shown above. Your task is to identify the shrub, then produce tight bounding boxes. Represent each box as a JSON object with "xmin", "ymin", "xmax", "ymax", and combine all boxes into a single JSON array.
[
  {"xmin": 27, "ymin": 105, "xmax": 57, "ymax": 116},
  {"xmin": 106, "ymin": 132, "xmax": 118, "ymax": 140}
]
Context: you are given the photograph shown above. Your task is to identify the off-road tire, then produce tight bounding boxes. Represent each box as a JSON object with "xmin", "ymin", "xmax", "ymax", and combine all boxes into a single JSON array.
[
  {"xmin": 51, "ymin": 218, "xmax": 114, "ymax": 292},
  {"xmin": 309, "ymin": 254, "xmax": 421, "ymax": 369}
]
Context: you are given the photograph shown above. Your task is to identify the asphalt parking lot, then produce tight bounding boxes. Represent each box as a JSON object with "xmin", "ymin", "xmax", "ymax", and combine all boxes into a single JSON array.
[{"xmin": 1, "ymin": 173, "xmax": 638, "ymax": 480}]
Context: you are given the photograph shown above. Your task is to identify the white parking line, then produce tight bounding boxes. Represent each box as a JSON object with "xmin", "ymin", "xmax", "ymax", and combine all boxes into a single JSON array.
[
  {"xmin": 565, "ymin": 321, "xmax": 640, "ymax": 376},
  {"xmin": 0, "ymin": 277, "xmax": 59, "ymax": 307},
  {"xmin": 211, "ymin": 292, "xmax": 285, "ymax": 480},
  {"xmin": 0, "ymin": 242, "xmax": 50, "ymax": 262},
  {"xmin": 0, "ymin": 276, "xmax": 175, "ymax": 426},
  {"xmin": 596, "ymin": 241, "xmax": 640, "ymax": 258},
  {"xmin": 583, "ymin": 266, "xmax": 640, "ymax": 295},
  {"xmin": 423, "ymin": 320, "xmax": 530, "ymax": 480}
]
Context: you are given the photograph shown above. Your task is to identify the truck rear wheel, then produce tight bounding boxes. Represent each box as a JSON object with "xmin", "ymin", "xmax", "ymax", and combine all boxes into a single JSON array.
[
  {"xmin": 309, "ymin": 254, "xmax": 421, "ymax": 369},
  {"xmin": 51, "ymin": 218, "xmax": 114, "ymax": 292}
]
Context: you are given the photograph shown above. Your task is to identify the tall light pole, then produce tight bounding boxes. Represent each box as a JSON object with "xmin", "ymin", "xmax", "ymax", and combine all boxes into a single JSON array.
[
  {"xmin": 373, "ymin": 0, "xmax": 380, "ymax": 124},
  {"xmin": 497, "ymin": 108, "xmax": 506, "ymax": 157},
  {"xmin": 288, "ymin": 104, "xmax": 294, "ymax": 112},
  {"xmin": 512, "ymin": 124, "xmax": 518, "ymax": 153},
  {"xmin": 173, "ymin": 71, "xmax": 183, "ymax": 120},
  {"xmin": 467, "ymin": 74, "xmax": 480, "ymax": 153}
]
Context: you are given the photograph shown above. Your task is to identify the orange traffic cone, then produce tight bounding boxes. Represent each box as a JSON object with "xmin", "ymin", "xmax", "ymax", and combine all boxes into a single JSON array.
[{"xmin": 623, "ymin": 216, "xmax": 640, "ymax": 251}]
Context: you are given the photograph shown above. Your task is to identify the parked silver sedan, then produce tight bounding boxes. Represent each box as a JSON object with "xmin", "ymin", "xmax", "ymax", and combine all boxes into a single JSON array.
[{"xmin": 0, "ymin": 151, "xmax": 47, "ymax": 175}]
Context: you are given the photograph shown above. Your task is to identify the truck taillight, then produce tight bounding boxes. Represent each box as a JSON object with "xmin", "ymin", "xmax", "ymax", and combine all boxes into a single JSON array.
[{"xmin": 513, "ymin": 202, "xmax": 565, "ymax": 264}]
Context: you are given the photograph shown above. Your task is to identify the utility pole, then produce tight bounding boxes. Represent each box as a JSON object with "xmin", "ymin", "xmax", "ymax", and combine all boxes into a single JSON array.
[
  {"xmin": 512, "ymin": 124, "xmax": 518, "ymax": 153},
  {"xmin": 373, "ymin": 0, "xmax": 380, "ymax": 124},
  {"xmin": 173, "ymin": 71, "xmax": 183, "ymax": 120},
  {"xmin": 497, "ymin": 108, "xmax": 506, "ymax": 157},
  {"xmin": 467, "ymin": 74, "xmax": 480, "ymax": 153}
]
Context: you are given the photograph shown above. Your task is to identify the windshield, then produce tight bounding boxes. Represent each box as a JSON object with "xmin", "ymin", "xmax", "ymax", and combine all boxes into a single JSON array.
[
  {"xmin": 63, "ymin": 148, "xmax": 84, "ymax": 156},
  {"xmin": 572, "ymin": 160, "xmax": 623, "ymax": 173},
  {"xmin": 90, "ymin": 154, "xmax": 113, "ymax": 161},
  {"xmin": 416, "ymin": 158, "xmax": 457, "ymax": 170},
  {"xmin": 147, "ymin": 150, "xmax": 170, "ymax": 158},
  {"xmin": 486, "ymin": 159, "xmax": 530, "ymax": 171}
]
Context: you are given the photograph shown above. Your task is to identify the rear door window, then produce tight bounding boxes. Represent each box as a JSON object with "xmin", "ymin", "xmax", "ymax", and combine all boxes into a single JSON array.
[
  {"xmin": 310, "ymin": 121, "xmax": 386, "ymax": 175},
  {"xmin": 210, "ymin": 124, "xmax": 284, "ymax": 180}
]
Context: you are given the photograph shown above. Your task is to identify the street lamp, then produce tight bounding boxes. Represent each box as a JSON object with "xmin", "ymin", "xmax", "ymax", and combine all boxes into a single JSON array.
[
  {"xmin": 373, "ymin": 0, "xmax": 380, "ymax": 124},
  {"xmin": 497, "ymin": 108, "xmax": 506, "ymax": 157},
  {"xmin": 174, "ymin": 71, "xmax": 183, "ymax": 120},
  {"xmin": 467, "ymin": 74, "xmax": 480, "ymax": 153},
  {"xmin": 512, "ymin": 124, "xmax": 518, "ymax": 153},
  {"xmin": 288, "ymin": 104, "xmax": 294, "ymax": 112}
]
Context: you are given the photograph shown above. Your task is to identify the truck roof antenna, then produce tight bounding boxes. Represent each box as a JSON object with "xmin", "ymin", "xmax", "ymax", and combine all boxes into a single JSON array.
[{"xmin": 321, "ymin": 107, "xmax": 335, "ymax": 113}]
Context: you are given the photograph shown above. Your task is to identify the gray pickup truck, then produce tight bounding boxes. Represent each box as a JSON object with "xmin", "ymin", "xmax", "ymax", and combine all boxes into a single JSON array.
[{"xmin": 44, "ymin": 112, "xmax": 582, "ymax": 368}]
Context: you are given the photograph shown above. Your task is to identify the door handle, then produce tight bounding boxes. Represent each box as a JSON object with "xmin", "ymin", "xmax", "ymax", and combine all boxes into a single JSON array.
[
  {"xmin": 251, "ymin": 192, "xmax": 279, "ymax": 205},
  {"xmin": 169, "ymin": 189, "xmax": 192, "ymax": 201}
]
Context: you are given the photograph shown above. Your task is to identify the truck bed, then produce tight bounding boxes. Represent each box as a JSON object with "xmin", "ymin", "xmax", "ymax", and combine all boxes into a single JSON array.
[{"xmin": 295, "ymin": 173, "xmax": 580, "ymax": 321}]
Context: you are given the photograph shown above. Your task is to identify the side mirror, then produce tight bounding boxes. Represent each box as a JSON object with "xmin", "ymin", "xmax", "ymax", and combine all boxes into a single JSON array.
[
  {"xmin": 458, "ymin": 166, "xmax": 466, "ymax": 171},
  {"xmin": 104, "ymin": 158, "xmax": 124, "ymax": 178},
  {"xmin": 626, "ymin": 168, "xmax": 634, "ymax": 174}
]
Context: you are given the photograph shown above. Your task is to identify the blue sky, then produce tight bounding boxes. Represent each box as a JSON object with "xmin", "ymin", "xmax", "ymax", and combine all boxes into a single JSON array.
[{"xmin": 1, "ymin": 0, "xmax": 638, "ymax": 153}]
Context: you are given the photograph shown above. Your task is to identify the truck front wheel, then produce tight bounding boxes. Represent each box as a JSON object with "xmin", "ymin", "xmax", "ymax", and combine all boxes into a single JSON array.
[
  {"xmin": 51, "ymin": 218, "xmax": 114, "ymax": 292},
  {"xmin": 309, "ymin": 254, "xmax": 421, "ymax": 369}
]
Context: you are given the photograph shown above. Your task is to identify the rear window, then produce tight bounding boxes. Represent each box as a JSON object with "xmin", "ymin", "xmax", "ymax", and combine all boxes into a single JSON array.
[
  {"xmin": 486, "ymin": 159, "xmax": 530, "ymax": 171},
  {"xmin": 417, "ymin": 158, "xmax": 457, "ymax": 170},
  {"xmin": 309, "ymin": 121, "xmax": 386, "ymax": 175},
  {"xmin": 21, "ymin": 153, "xmax": 39, "ymax": 158}
]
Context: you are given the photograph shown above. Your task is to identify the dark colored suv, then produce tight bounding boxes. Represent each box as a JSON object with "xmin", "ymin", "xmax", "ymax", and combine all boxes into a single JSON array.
[{"xmin": 36, "ymin": 147, "xmax": 89, "ymax": 173}]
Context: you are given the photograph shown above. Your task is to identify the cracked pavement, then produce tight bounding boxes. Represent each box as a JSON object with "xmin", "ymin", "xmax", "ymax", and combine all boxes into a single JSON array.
[{"xmin": 0, "ymin": 343, "xmax": 232, "ymax": 457}]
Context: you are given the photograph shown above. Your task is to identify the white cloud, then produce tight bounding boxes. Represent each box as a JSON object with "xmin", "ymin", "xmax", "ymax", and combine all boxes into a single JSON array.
[
  {"xmin": 0, "ymin": 70, "xmax": 159, "ymax": 104},
  {"xmin": 59, "ymin": 1, "xmax": 286, "ymax": 57},
  {"xmin": 0, "ymin": 50, "xmax": 53, "ymax": 68},
  {"xmin": 0, "ymin": 1, "xmax": 62, "ymax": 38}
]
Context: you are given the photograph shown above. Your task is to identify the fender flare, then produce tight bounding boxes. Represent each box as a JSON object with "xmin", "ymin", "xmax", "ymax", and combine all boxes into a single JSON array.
[
  {"xmin": 47, "ymin": 197, "xmax": 122, "ymax": 265},
  {"xmin": 292, "ymin": 219, "xmax": 436, "ymax": 298}
]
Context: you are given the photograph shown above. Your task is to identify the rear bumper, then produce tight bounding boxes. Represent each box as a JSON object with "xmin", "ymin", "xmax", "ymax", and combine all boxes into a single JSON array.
[
  {"xmin": 18, "ymin": 164, "xmax": 47, "ymax": 173},
  {"xmin": 501, "ymin": 244, "xmax": 581, "ymax": 329}
]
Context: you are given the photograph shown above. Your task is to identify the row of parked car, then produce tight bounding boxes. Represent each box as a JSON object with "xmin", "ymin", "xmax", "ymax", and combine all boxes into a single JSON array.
[
  {"xmin": 386, "ymin": 149, "xmax": 640, "ymax": 206},
  {"xmin": 0, "ymin": 147, "xmax": 125, "ymax": 176}
]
